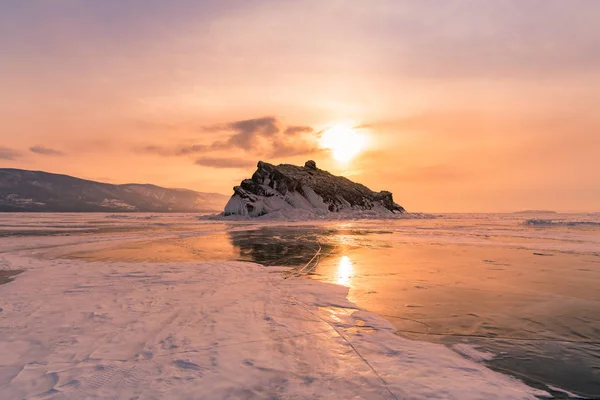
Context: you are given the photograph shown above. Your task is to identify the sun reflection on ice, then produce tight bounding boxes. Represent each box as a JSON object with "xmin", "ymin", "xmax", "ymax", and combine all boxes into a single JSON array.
[{"xmin": 337, "ymin": 256, "xmax": 354, "ymax": 286}]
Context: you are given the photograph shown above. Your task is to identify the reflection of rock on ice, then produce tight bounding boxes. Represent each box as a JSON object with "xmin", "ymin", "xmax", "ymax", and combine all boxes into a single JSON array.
[{"xmin": 337, "ymin": 256, "xmax": 354, "ymax": 286}]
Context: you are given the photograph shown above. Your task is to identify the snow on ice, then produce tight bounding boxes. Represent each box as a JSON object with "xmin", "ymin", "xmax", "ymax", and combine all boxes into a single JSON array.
[{"xmin": 0, "ymin": 232, "xmax": 548, "ymax": 399}]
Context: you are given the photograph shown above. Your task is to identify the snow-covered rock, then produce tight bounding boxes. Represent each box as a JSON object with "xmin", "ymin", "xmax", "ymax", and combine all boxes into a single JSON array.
[{"xmin": 223, "ymin": 161, "xmax": 405, "ymax": 217}]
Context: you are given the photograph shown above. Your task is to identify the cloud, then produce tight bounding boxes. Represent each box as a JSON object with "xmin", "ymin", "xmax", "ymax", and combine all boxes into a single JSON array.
[
  {"xmin": 284, "ymin": 125, "xmax": 313, "ymax": 135},
  {"xmin": 194, "ymin": 157, "xmax": 256, "ymax": 169},
  {"xmin": 176, "ymin": 144, "xmax": 210, "ymax": 156},
  {"xmin": 204, "ymin": 116, "xmax": 283, "ymax": 151},
  {"xmin": 137, "ymin": 144, "xmax": 210, "ymax": 157},
  {"xmin": 137, "ymin": 145, "xmax": 174, "ymax": 156},
  {"xmin": 0, "ymin": 147, "xmax": 21, "ymax": 160},
  {"xmin": 140, "ymin": 116, "xmax": 319, "ymax": 160},
  {"xmin": 226, "ymin": 116, "xmax": 280, "ymax": 148},
  {"xmin": 29, "ymin": 145, "xmax": 64, "ymax": 156},
  {"xmin": 270, "ymin": 140, "xmax": 321, "ymax": 158}
]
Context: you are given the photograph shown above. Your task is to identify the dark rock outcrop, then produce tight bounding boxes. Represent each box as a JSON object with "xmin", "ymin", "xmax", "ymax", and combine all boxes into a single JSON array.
[
  {"xmin": 223, "ymin": 161, "xmax": 405, "ymax": 217},
  {"xmin": 305, "ymin": 160, "xmax": 317, "ymax": 170}
]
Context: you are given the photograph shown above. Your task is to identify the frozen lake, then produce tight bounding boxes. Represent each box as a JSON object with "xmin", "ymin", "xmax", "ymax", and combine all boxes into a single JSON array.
[{"xmin": 0, "ymin": 212, "xmax": 599, "ymax": 398}]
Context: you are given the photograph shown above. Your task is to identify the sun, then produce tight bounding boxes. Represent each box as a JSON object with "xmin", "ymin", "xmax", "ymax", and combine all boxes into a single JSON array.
[{"xmin": 319, "ymin": 124, "xmax": 367, "ymax": 163}]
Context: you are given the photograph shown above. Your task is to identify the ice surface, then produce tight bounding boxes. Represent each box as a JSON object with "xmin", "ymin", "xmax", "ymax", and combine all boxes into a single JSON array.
[
  {"xmin": 524, "ymin": 218, "xmax": 600, "ymax": 227},
  {"xmin": 0, "ymin": 231, "xmax": 548, "ymax": 399},
  {"xmin": 546, "ymin": 385, "xmax": 587, "ymax": 399},
  {"xmin": 452, "ymin": 344, "xmax": 496, "ymax": 362}
]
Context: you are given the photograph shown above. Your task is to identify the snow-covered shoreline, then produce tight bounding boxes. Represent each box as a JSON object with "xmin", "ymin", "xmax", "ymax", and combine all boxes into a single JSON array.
[
  {"xmin": 0, "ymin": 241, "xmax": 547, "ymax": 399},
  {"xmin": 206, "ymin": 210, "xmax": 434, "ymax": 221}
]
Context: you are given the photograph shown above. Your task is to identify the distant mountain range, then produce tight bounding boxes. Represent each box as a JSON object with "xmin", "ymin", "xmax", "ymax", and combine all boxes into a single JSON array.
[
  {"xmin": 0, "ymin": 168, "xmax": 228, "ymax": 212},
  {"xmin": 512, "ymin": 210, "xmax": 557, "ymax": 214}
]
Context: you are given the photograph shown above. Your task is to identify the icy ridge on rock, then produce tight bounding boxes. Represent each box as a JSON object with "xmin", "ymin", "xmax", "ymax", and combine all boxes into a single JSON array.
[{"xmin": 223, "ymin": 160, "xmax": 405, "ymax": 217}]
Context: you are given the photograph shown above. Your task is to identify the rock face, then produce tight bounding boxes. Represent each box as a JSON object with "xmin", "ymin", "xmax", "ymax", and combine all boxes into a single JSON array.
[
  {"xmin": 0, "ymin": 168, "xmax": 228, "ymax": 212},
  {"xmin": 223, "ymin": 161, "xmax": 405, "ymax": 217}
]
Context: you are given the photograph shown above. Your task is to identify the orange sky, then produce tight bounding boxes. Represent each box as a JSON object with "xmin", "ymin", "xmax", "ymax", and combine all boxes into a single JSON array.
[{"xmin": 1, "ymin": 1, "xmax": 599, "ymax": 212}]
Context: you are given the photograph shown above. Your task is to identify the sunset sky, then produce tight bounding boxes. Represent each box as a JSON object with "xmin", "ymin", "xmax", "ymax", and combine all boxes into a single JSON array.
[{"xmin": 1, "ymin": 1, "xmax": 599, "ymax": 212}]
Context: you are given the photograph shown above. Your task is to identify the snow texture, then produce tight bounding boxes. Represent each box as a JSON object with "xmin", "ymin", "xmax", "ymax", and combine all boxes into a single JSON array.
[{"xmin": 0, "ymin": 233, "xmax": 548, "ymax": 399}]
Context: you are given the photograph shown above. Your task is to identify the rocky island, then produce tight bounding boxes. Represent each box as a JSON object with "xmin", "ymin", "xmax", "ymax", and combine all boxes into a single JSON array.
[{"xmin": 223, "ymin": 160, "xmax": 405, "ymax": 218}]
